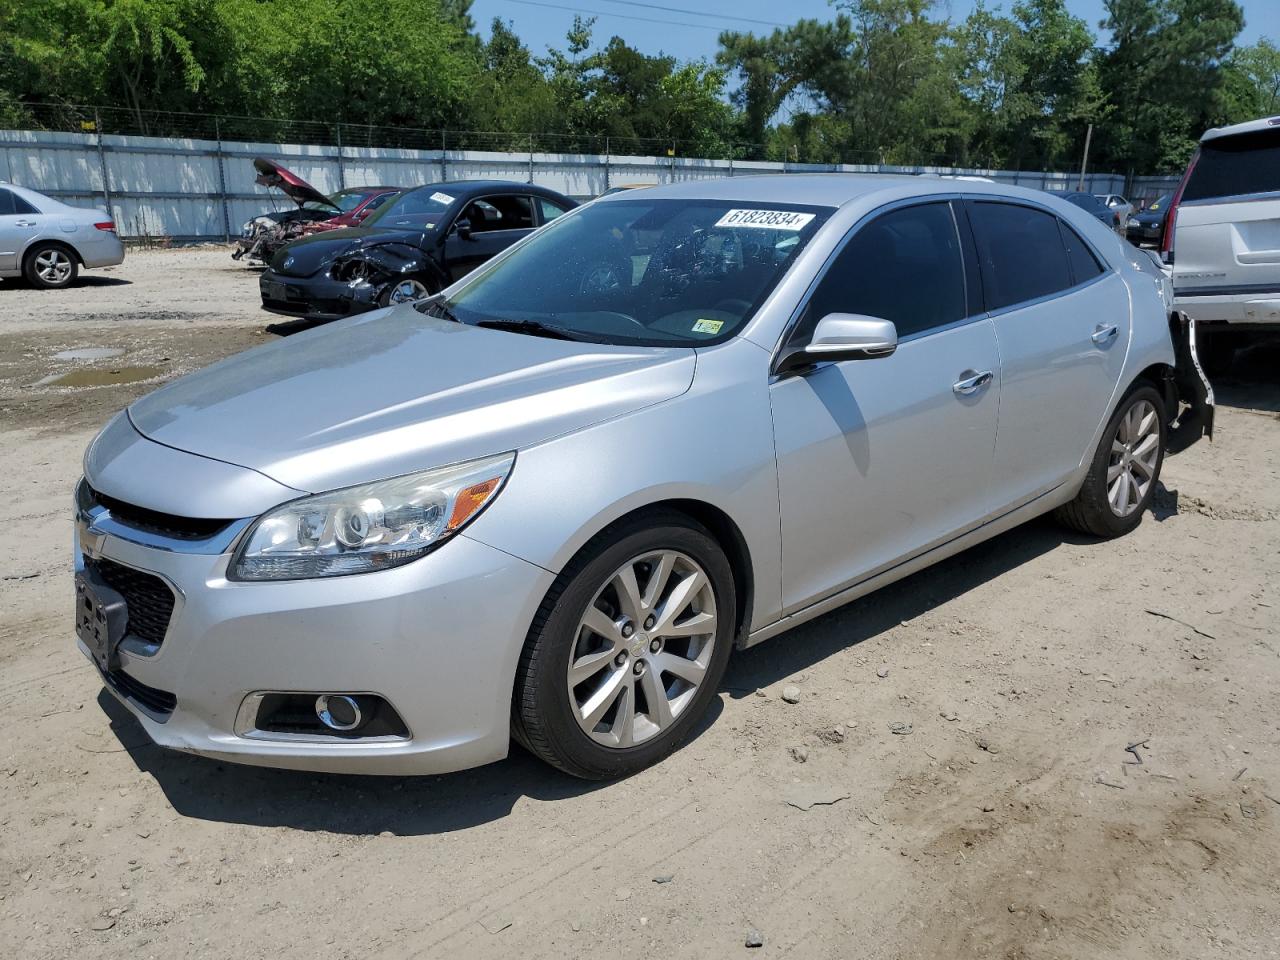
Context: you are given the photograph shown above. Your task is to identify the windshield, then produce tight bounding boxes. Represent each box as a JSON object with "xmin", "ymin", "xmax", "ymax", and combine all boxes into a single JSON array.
[
  {"xmin": 439, "ymin": 199, "xmax": 831, "ymax": 347},
  {"xmin": 305, "ymin": 190, "xmax": 370, "ymax": 213},
  {"xmin": 1146, "ymin": 194, "xmax": 1171, "ymax": 212},
  {"xmin": 362, "ymin": 186, "xmax": 455, "ymax": 230}
]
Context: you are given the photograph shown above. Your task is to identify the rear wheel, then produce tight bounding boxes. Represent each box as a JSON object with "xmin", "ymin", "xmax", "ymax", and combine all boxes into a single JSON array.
[
  {"xmin": 24, "ymin": 244, "xmax": 78, "ymax": 289},
  {"xmin": 1055, "ymin": 384, "xmax": 1166, "ymax": 538},
  {"xmin": 512, "ymin": 511, "xmax": 735, "ymax": 779}
]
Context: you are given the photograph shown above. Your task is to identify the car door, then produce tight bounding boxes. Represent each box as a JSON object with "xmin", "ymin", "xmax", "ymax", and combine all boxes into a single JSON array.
[
  {"xmin": 441, "ymin": 194, "xmax": 537, "ymax": 282},
  {"xmin": 770, "ymin": 199, "xmax": 1002, "ymax": 612},
  {"xmin": 964, "ymin": 199, "xmax": 1130, "ymax": 509},
  {"xmin": 0, "ymin": 188, "xmax": 40, "ymax": 272}
]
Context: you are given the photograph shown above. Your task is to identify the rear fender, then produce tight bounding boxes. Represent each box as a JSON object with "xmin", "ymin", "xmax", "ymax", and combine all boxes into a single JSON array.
[{"xmin": 1167, "ymin": 312, "xmax": 1214, "ymax": 453}]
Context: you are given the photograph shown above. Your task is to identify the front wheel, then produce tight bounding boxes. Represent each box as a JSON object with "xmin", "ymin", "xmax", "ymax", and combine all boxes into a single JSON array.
[
  {"xmin": 378, "ymin": 276, "xmax": 434, "ymax": 307},
  {"xmin": 24, "ymin": 244, "xmax": 79, "ymax": 289},
  {"xmin": 512, "ymin": 512, "xmax": 736, "ymax": 779},
  {"xmin": 1055, "ymin": 384, "xmax": 1166, "ymax": 538}
]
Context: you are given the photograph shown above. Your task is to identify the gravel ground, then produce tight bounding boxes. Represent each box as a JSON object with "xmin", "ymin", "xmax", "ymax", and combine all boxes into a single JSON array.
[{"xmin": 1, "ymin": 247, "xmax": 1278, "ymax": 959}]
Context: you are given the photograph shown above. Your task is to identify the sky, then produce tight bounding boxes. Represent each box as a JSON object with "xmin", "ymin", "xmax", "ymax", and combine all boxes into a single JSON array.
[{"xmin": 470, "ymin": 0, "xmax": 1279, "ymax": 63}]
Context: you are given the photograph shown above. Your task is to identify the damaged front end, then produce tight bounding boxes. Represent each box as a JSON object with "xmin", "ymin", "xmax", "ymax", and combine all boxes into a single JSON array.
[
  {"xmin": 1165, "ymin": 312, "xmax": 1215, "ymax": 454},
  {"xmin": 330, "ymin": 244, "xmax": 437, "ymax": 310}
]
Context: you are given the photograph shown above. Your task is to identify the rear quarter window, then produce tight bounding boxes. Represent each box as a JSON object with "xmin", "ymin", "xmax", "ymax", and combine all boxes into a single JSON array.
[{"xmin": 1183, "ymin": 128, "xmax": 1280, "ymax": 202}]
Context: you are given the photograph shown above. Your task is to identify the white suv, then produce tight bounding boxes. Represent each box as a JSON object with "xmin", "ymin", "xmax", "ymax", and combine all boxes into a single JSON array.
[{"xmin": 1164, "ymin": 116, "xmax": 1280, "ymax": 368}]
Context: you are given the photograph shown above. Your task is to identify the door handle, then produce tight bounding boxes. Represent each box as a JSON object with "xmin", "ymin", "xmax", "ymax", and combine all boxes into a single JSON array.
[
  {"xmin": 952, "ymin": 370, "xmax": 994, "ymax": 396},
  {"xmin": 1091, "ymin": 323, "xmax": 1119, "ymax": 345},
  {"xmin": 14, "ymin": 220, "xmax": 36, "ymax": 227}
]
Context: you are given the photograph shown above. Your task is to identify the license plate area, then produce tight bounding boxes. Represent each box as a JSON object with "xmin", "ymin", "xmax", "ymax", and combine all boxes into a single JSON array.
[
  {"xmin": 75, "ymin": 567, "xmax": 128, "ymax": 672},
  {"xmin": 264, "ymin": 280, "xmax": 287, "ymax": 301}
]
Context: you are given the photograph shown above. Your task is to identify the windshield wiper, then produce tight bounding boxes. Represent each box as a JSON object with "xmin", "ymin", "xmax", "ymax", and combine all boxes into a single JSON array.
[
  {"xmin": 415, "ymin": 297, "xmax": 460, "ymax": 323},
  {"xmin": 473, "ymin": 318, "xmax": 594, "ymax": 342}
]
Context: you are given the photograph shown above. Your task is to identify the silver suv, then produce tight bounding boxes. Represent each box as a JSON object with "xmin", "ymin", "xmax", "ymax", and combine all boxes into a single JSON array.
[{"xmin": 1165, "ymin": 116, "xmax": 1280, "ymax": 368}]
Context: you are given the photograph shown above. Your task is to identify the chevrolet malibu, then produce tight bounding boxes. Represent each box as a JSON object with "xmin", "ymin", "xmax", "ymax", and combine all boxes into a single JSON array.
[{"xmin": 74, "ymin": 176, "xmax": 1212, "ymax": 779}]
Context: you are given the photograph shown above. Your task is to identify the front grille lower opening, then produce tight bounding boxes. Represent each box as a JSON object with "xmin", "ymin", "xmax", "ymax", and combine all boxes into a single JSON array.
[{"xmin": 90, "ymin": 558, "xmax": 176, "ymax": 648}]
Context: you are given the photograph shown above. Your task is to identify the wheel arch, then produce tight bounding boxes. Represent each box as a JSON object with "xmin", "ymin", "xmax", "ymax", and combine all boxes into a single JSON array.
[
  {"xmin": 554, "ymin": 498, "xmax": 756, "ymax": 649},
  {"xmin": 23, "ymin": 237, "xmax": 83, "ymax": 267}
]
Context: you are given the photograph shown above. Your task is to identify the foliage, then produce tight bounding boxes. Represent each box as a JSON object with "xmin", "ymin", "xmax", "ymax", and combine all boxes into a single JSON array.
[{"xmin": 0, "ymin": 0, "xmax": 1269, "ymax": 173}]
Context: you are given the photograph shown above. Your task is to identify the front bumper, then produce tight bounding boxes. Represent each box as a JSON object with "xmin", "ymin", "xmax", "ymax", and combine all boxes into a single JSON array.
[
  {"xmin": 259, "ymin": 268, "xmax": 381, "ymax": 321},
  {"xmin": 75, "ymin": 521, "xmax": 554, "ymax": 775},
  {"xmin": 1126, "ymin": 223, "xmax": 1161, "ymax": 243}
]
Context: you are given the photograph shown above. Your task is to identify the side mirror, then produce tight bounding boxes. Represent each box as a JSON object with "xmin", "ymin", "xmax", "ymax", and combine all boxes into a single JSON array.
[
  {"xmin": 776, "ymin": 313, "xmax": 898, "ymax": 376},
  {"xmin": 454, "ymin": 218, "xmax": 473, "ymax": 241}
]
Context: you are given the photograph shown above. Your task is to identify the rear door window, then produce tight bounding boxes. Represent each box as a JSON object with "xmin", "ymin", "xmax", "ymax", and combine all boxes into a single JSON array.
[
  {"xmin": 1183, "ymin": 128, "xmax": 1280, "ymax": 202},
  {"xmin": 967, "ymin": 201, "xmax": 1073, "ymax": 311},
  {"xmin": 0, "ymin": 189, "xmax": 13, "ymax": 216}
]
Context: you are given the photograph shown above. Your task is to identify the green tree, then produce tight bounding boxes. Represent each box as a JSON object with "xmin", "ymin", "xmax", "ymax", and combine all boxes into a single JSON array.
[
  {"xmin": 1097, "ymin": 0, "xmax": 1244, "ymax": 173},
  {"xmin": 1222, "ymin": 38, "xmax": 1280, "ymax": 121}
]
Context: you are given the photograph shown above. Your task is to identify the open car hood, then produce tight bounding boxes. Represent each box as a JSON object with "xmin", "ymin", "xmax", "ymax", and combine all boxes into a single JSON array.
[{"xmin": 253, "ymin": 157, "xmax": 336, "ymax": 210}]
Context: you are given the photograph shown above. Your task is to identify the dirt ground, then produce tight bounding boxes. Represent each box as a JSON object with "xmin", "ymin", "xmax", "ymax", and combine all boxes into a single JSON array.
[{"xmin": 1, "ymin": 247, "xmax": 1278, "ymax": 960}]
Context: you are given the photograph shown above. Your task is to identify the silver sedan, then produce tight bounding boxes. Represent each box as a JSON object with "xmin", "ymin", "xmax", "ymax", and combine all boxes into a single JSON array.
[
  {"xmin": 74, "ymin": 175, "xmax": 1212, "ymax": 779},
  {"xmin": 0, "ymin": 182, "xmax": 124, "ymax": 288}
]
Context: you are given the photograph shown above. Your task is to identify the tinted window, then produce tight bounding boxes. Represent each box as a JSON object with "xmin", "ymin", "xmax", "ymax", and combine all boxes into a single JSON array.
[
  {"xmin": 801, "ymin": 202, "xmax": 966, "ymax": 340},
  {"xmin": 0, "ymin": 189, "xmax": 13, "ymax": 216},
  {"xmin": 1183, "ymin": 129, "xmax": 1280, "ymax": 202},
  {"xmin": 465, "ymin": 195, "xmax": 534, "ymax": 233},
  {"xmin": 363, "ymin": 192, "xmax": 394, "ymax": 212},
  {"xmin": 968, "ymin": 202, "xmax": 1072, "ymax": 311},
  {"xmin": 1059, "ymin": 221, "xmax": 1104, "ymax": 285},
  {"xmin": 539, "ymin": 197, "xmax": 571, "ymax": 224}
]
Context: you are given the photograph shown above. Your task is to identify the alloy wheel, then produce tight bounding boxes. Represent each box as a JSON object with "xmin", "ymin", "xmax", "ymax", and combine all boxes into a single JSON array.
[
  {"xmin": 1107, "ymin": 398, "xmax": 1160, "ymax": 517},
  {"xmin": 387, "ymin": 278, "xmax": 428, "ymax": 304},
  {"xmin": 566, "ymin": 550, "xmax": 718, "ymax": 748},
  {"xmin": 35, "ymin": 249, "xmax": 73, "ymax": 285}
]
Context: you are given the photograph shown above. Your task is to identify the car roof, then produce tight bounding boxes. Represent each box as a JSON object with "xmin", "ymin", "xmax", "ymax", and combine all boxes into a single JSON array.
[
  {"xmin": 597, "ymin": 173, "xmax": 1077, "ymax": 212},
  {"xmin": 1201, "ymin": 115, "xmax": 1280, "ymax": 142},
  {"xmin": 403, "ymin": 179, "xmax": 566, "ymax": 198}
]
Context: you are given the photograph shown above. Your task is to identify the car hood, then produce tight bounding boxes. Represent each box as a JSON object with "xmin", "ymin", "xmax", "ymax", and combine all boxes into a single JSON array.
[
  {"xmin": 127, "ymin": 307, "xmax": 696, "ymax": 495},
  {"xmin": 271, "ymin": 226, "xmax": 423, "ymax": 277},
  {"xmin": 253, "ymin": 157, "xmax": 336, "ymax": 210}
]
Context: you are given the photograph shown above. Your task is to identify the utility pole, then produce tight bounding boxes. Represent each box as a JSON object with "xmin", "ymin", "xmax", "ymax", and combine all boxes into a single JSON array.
[{"xmin": 1077, "ymin": 123, "xmax": 1094, "ymax": 191}]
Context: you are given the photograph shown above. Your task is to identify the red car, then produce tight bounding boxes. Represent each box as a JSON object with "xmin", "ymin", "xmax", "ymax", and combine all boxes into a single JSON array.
[{"xmin": 233, "ymin": 158, "xmax": 398, "ymax": 263}]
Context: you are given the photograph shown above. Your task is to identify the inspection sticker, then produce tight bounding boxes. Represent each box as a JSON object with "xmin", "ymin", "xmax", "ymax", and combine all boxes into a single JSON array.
[
  {"xmin": 692, "ymin": 318, "xmax": 724, "ymax": 334},
  {"xmin": 715, "ymin": 209, "xmax": 815, "ymax": 230},
  {"xmin": 430, "ymin": 191, "xmax": 456, "ymax": 205}
]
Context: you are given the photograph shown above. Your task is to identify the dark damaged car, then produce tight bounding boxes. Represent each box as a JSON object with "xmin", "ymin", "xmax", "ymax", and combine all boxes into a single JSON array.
[
  {"xmin": 234, "ymin": 157, "xmax": 398, "ymax": 264},
  {"xmin": 259, "ymin": 181, "xmax": 576, "ymax": 320}
]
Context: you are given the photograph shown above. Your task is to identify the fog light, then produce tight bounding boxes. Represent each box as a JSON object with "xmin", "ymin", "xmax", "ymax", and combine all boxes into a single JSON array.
[{"xmin": 315, "ymin": 694, "xmax": 362, "ymax": 731}]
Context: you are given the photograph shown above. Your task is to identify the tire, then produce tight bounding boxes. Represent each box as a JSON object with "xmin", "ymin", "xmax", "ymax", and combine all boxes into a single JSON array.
[
  {"xmin": 1055, "ymin": 383, "xmax": 1166, "ymax": 538},
  {"xmin": 23, "ymin": 243, "xmax": 79, "ymax": 289},
  {"xmin": 512, "ymin": 510, "xmax": 736, "ymax": 779}
]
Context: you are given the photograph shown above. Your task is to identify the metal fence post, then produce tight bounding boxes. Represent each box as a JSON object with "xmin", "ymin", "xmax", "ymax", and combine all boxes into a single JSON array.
[
  {"xmin": 528, "ymin": 132, "xmax": 534, "ymax": 184},
  {"xmin": 94, "ymin": 109, "xmax": 112, "ymax": 219},
  {"xmin": 335, "ymin": 123, "xmax": 346, "ymax": 189},
  {"xmin": 440, "ymin": 129, "xmax": 448, "ymax": 182},
  {"xmin": 214, "ymin": 118, "xmax": 230, "ymax": 243},
  {"xmin": 604, "ymin": 137, "xmax": 611, "ymax": 191}
]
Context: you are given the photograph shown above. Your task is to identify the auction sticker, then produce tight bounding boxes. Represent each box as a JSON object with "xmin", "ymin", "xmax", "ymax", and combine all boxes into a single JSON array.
[
  {"xmin": 430, "ymin": 191, "xmax": 456, "ymax": 205},
  {"xmin": 715, "ymin": 209, "xmax": 815, "ymax": 230},
  {"xmin": 692, "ymin": 318, "xmax": 724, "ymax": 334}
]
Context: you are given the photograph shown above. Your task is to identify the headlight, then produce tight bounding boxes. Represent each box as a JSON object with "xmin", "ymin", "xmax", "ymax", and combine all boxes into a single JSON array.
[{"xmin": 229, "ymin": 453, "xmax": 514, "ymax": 581}]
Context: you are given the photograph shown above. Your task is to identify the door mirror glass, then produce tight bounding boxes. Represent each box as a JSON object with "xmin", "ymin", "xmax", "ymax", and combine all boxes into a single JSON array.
[
  {"xmin": 778, "ymin": 313, "xmax": 897, "ymax": 375},
  {"xmin": 454, "ymin": 218, "xmax": 473, "ymax": 240}
]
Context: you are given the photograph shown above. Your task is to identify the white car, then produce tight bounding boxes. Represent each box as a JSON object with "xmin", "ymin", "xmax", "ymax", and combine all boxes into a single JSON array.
[
  {"xmin": 1163, "ymin": 115, "xmax": 1280, "ymax": 368},
  {"xmin": 0, "ymin": 182, "xmax": 124, "ymax": 288}
]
